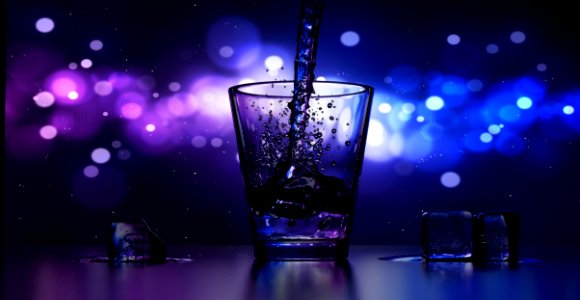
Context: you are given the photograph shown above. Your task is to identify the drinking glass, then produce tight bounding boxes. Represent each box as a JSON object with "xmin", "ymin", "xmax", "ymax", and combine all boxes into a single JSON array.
[{"xmin": 229, "ymin": 80, "xmax": 373, "ymax": 260}]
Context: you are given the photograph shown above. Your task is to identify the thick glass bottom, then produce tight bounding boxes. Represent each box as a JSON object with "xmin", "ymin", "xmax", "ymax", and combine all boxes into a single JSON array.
[{"xmin": 253, "ymin": 239, "xmax": 350, "ymax": 261}]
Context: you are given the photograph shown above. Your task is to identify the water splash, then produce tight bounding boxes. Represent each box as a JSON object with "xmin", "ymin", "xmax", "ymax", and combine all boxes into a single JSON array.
[{"xmin": 287, "ymin": 0, "xmax": 325, "ymax": 164}]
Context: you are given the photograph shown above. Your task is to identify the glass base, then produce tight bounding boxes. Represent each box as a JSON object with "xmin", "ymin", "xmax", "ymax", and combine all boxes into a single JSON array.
[{"xmin": 253, "ymin": 240, "xmax": 349, "ymax": 261}]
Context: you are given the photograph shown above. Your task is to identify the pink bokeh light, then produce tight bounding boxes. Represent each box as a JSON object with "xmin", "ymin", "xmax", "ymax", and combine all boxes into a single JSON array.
[
  {"xmin": 46, "ymin": 70, "xmax": 89, "ymax": 105},
  {"xmin": 117, "ymin": 91, "xmax": 147, "ymax": 120}
]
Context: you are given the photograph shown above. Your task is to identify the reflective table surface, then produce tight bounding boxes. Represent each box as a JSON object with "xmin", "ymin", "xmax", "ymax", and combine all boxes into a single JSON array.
[{"xmin": 3, "ymin": 245, "xmax": 579, "ymax": 300}]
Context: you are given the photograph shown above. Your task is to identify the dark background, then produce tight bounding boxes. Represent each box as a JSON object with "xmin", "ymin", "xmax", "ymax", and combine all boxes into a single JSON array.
[{"xmin": 5, "ymin": 0, "xmax": 580, "ymax": 246}]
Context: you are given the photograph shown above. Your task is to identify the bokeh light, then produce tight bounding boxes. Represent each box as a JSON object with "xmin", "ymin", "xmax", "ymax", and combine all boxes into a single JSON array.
[
  {"xmin": 35, "ymin": 17, "xmax": 55, "ymax": 33},
  {"xmin": 33, "ymin": 91, "xmax": 56, "ymax": 108},
  {"xmin": 510, "ymin": 31, "xmax": 526, "ymax": 44},
  {"xmin": 89, "ymin": 39, "xmax": 103, "ymax": 51},
  {"xmin": 536, "ymin": 63, "xmax": 547, "ymax": 72},
  {"xmin": 425, "ymin": 96, "xmax": 444, "ymax": 111},
  {"xmin": 440, "ymin": 171, "xmax": 461, "ymax": 188},
  {"xmin": 46, "ymin": 70, "xmax": 88, "ymax": 105},
  {"xmin": 83, "ymin": 165, "xmax": 99, "ymax": 178},
  {"xmin": 192, "ymin": 135, "xmax": 207, "ymax": 148},
  {"xmin": 117, "ymin": 149, "xmax": 132, "ymax": 160},
  {"xmin": 378, "ymin": 102, "xmax": 392, "ymax": 114},
  {"xmin": 94, "ymin": 81, "xmax": 114, "ymax": 96},
  {"xmin": 80, "ymin": 59, "xmax": 93, "ymax": 69},
  {"xmin": 168, "ymin": 82, "xmax": 181, "ymax": 92},
  {"xmin": 219, "ymin": 46, "xmax": 234, "ymax": 58},
  {"xmin": 39, "ymin": 125, "xmax": 58, "ymax": 140},
  {"xmin": 486, "ymin": 43, "xmax": 499, "ymax": 54},
  {"xmin": 480, "ymin": 132, "xmax": 493, "ymax": 143},
  {"xmin": 516, "ymin": 96, "xmax": 533, "ymax": 110},
  {"xmin": 118, "ymin": 91, "xmax": 146, "ymax": 119},
  {"xmin": 91, "ymin": 147, "xmax": 111, "ymax": 164},
  {"xmin": 467, "ymin": 79, "xmax": 483, "ymax": 92},
  {"xmin": 488, "ymin": 124, "xmax": 503, "ymax": 134},
  {"xmin": 447, "ymin": 34, "xmax": 461, "ymax": 45},
  {"xmin": 210, "ymin": 137, "xmax": 224, "ymax": 148},
  {"xmin": 265, "ymin": 55, "xmax": 284, "ymax": 76},
  {"xmin": 340, "ymin": 31, "xmax": 360, "ymax": 47}
]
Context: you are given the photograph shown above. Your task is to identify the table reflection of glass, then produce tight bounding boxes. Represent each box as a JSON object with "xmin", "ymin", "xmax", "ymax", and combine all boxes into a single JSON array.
[{"xmin": 246, "ymin": 260, "xmax": 357, "ymax": 300}]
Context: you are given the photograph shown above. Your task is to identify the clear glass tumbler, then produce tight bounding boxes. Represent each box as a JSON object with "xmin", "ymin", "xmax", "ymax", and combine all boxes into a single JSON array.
[{"xmin": 229, "ymin": 80, "xmax": 373, "ymax": 260}]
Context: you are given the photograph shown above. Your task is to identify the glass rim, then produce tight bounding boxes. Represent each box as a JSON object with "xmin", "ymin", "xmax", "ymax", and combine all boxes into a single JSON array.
[{"xmin": 229, "ymin": 80, "xmax": 373, "ymax": 98}]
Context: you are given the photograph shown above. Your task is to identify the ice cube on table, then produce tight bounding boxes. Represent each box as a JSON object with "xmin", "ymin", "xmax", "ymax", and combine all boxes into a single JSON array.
[
  {"xmin": 421, "ymin": 210, "xmax": 473, "ymax": 261},
  {"xmin": 473, "ymin": 212, "xmax": 520, "ymax": 261},
  {"xmin": 108, "ymin": 217, "xmax": 166, "ymax": 263}
]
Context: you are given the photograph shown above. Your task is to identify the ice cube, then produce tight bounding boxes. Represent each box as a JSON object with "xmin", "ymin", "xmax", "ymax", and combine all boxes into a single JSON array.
[
  {"xmin": 108, "ymin": 217, "xmax": 166, "ymax": 263},
  {"xmin": 421, "ymin": 210, "xmax": 473, "ymax": 261},
  {"xmin": 473, "ymin": 212, "xmax": 520, "ymax": 261},
  {"xmin": 257, "ymin": 161, "xmax": 352, "ymax": 219}
]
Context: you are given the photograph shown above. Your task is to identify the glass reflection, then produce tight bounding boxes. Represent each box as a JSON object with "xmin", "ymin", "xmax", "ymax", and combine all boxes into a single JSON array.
[
  {"xmin": 245, "ymin": 260, "xmax": 358, "ymax": 300},
  {"xmin": 423, "ymin": 261, "xmax": 475, "ymax": 278}
]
